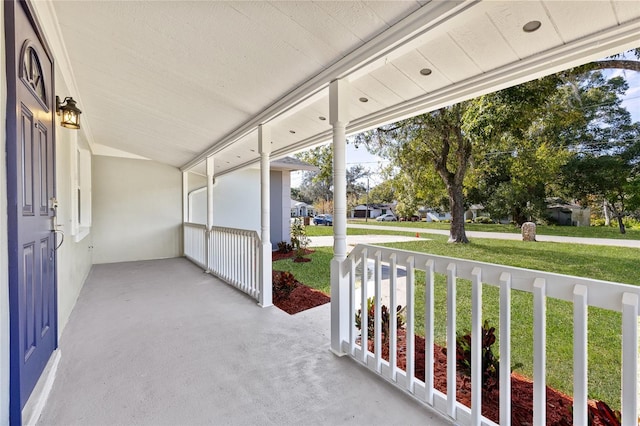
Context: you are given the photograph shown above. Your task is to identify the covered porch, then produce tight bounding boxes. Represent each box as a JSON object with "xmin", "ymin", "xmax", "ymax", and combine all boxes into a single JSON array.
[
  {"xmin": 37, "ymin": 257, "xmax": 450, "ymax": 426},
  {"xmin": 3, "ymin": 1, "xmax": 640, "ymax": 425}
]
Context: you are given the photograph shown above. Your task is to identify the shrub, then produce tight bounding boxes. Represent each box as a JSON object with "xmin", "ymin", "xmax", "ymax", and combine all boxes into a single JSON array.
[
  {"xmin": 277, "ymin": 241, "xmax": 293, "ymax": 253},
  {"xmin": 290, "ymin": 218, "xmax": 311, "ymax": 259},
  {"xmin": 355, "ymin": 298, "xmax": 405, "ymax": 346},
  {"xmin": 273, "ymin": 271, "xmax": 297, "ymax": 296},
  {"xmin": 474, "ymin": 216, "xmax": 493, "ymax": 224},
  {"xmin": 453, "ymin": 320, "xmax": 500, "ymax": 389}
]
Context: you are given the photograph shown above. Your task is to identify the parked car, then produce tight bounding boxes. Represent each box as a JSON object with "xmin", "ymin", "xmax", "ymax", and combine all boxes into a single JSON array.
[
  {"xmin": 313, "ymin": 214, "xmax": 333, "ymax": 226},
  {"xmin": 376, "ymin": 213, "xmax": 397, "ymax": 222}
]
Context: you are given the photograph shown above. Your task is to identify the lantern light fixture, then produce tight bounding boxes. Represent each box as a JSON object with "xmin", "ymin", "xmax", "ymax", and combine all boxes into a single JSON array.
[{"xmin": 56, "ymin": 96, "xmax": 82, "ymax": 129}]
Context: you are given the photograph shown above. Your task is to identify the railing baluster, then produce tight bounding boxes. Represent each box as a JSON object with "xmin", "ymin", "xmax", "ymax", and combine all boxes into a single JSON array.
[
  {"xmin": 406, "ymin": 256, "xmax": 415, "ymax": 393},
  {"xmin": 361, "ymin": 249, "xmax": 369, "ymax": 364},
  {"xmin": 573, "ymin": 284, "xmax": 588, "ymax": 426},
  {"xmin": 374, "ymin": 251, "xmax": 382, "ymax": 373},
  {"xmin": 389, "ymin": 253, "xmax": 398, "ymax": 382},
  {"xmin": 349, "ymin": 257, "xmax": 356, "ymax": 356},
  {"xmin": 533, "ymin": 278, "xmax": 547, "ymax": 426},
  {"xmin": 446, "ymin": 263, "xmax": 457, "ymax": 419},
  {"xmin": 621, "ymin": 292, "xmax": 638, "ymax": 426},
  {"xmin": 184, "ymin": 225, "xmax": 261, "ymax": 302},
  {"xmin": 499, "ymin": 272, "xmax": 512, "ymax": 426},
  {"xmin": 471, "ymin": 267, "xmax": 482, "ymax": 426},
  {"xmin": 425, "ymin": 259, "xmax": 435, "ymax": 405}
]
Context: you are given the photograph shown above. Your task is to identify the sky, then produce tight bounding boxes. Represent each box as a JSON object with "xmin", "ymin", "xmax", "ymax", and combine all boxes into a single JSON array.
[{"xmin": 291, "ymin": 55, "xmax": 640, "ymax": 190}]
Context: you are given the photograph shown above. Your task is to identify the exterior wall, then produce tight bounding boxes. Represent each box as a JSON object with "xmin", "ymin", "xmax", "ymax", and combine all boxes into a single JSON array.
[
  {"xmin": 1, "ymin": 3, "xmax": 10, "ymax": 422},
  {"xmin": 270, "ymin": 170, "xmax": 290, "ymax": 248},
  {"xmin": 92, "ymin": 156, "xmax": 182, "ymax": 264},
  {"xmin": 53, "ymin": 79, "xmax": 93, "ymax": 334},
  {"xmin": 189, "ymin": 187, "xmax": 206, "ymax": 224},
  {"xmin": 187, "ymin": 171, "xmax": 206, "ymax": 192},
  {"xmin": 212, "ymin": 169, "xmax": 260, "ymax": 233},
  {"xmin": 186, "ymin": 172, "xmax": 207, "ymax": 224}
]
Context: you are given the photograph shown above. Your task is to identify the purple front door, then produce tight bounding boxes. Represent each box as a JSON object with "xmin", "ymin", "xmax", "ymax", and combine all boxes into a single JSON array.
[{"xmin": 5, "ymin": 1, "xmax": 57, "ymax": 422}]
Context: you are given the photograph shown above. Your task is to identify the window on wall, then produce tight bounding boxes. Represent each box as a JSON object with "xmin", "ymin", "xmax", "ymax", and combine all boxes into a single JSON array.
[{"xmin": 71, "ymin": 136, "xmax": 91, "ymax": 241}]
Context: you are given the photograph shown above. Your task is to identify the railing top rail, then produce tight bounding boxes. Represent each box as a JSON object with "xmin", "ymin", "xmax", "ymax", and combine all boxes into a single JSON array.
[
  {"xmin": 183, "ymin": 222, "xmax": 207, "ymax": 230},
  {"xmin": 210, "ymin": 225, "xmax": 260, "ymax": 239},
  {"xmin": 346, "ymin": 244, "xmax": 640, "ymax": 312}
]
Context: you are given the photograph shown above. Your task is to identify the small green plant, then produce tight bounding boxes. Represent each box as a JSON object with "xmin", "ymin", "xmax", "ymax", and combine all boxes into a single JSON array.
[
  {"xmin": 277, "ymin": 241, "xmax": 293, "ymax": 253},
  {"xmin": 273, "ymin": 271, "xmax": 297, "ymax": 296},
  {"xmin": 454, "ymin": 320, "xmax": 500, "ymax": 389},
  {"xmin": 290, "ymin": 218, "xmax": 311, "ymax": 259},
  {"xmin": 355, "ymin": 297, "xmax": 405, "ymax": 345}
]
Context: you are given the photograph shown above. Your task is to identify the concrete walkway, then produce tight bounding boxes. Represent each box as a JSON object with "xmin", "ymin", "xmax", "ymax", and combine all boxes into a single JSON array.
[
  {"xmin": 348, "ymin": 223, "xmax": 640, "ymax": 248},
  {"xmin": 38, "ymin": 258, "xmax": 452, "ymax": 426}
]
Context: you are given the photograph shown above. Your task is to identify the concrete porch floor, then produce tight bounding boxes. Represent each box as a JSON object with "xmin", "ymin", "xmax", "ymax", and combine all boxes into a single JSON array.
[{"xmin": 38, "ymin": 258, "xmax": 453, "ymax": 425}]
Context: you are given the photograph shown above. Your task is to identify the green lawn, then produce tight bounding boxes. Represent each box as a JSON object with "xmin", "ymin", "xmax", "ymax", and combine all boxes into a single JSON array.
[
  {"xmin": 351, "ymin": 219, "xmax": 640, "ymax": 240},
  {"xmin": 273, "ymin": 231, "xmax": 640, "ymax": 410}
]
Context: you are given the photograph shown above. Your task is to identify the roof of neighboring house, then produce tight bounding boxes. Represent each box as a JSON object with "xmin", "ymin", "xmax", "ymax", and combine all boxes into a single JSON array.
[
  {"xmin": 291, "ymin": 200, "xmax": 313, "ymax": 208},
  {"xmin": 271, "ymin": 157, "xmax": 319, "ymax": 172},
  {"xmin": 546, "ymin": 198, "xmax": 587, "ymax": 210}
]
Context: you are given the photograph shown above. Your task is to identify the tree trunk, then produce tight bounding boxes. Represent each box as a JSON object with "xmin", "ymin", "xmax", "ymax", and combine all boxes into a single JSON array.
[
  {"xmin": 447, "ymin": 184, "xmax": 469, "ymax": 243},
  {"xmin": 616, "ymin": 214, "xmax": 626, "ymax": 234},
  {"xmin": 603, "ymin": 200, "xmax": 611, "ymax": 226}
]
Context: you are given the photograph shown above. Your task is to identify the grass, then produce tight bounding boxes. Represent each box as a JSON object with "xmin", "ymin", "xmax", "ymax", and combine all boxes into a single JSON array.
[
  {"xmin": 351, "ymin": 219, "xmax": 640, "ymax": 240},
  {"xmin": 273, "ymin": 247, "xmax": 333, "ymax": 295},
  {"xmin": 273, "ymin": 230, "xmax": 640, "ymax": 410}
]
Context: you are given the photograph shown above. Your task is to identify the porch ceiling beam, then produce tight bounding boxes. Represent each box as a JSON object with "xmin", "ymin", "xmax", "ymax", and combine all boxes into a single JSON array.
[{"xmin": 180, "ymin": 0, "xmax": 473, "ymax": 172}]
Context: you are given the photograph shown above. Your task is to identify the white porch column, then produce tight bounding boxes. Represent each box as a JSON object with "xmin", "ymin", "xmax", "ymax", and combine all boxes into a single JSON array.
[
  {"xmin": 182, "ymin": 171, "xmax": 189, "ymax": 223},
  {"xmin": 259, "ymin": 125, "xmax": 273, "ymax": 307},
  {"xmin": 206, "ymin": 157, "xmax": 214, "ymax": 229},
  {"xmin": 205, "ymin": 157, "xmax": 214, "ymax": 272},
  {"xmin": 330, "ymin": 78, "xmax": 349, "ymax": 355}
]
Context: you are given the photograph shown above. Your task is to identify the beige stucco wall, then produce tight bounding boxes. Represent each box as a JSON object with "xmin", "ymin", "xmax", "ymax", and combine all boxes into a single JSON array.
[{"xmin": 92, "ymin": 156, "xmax": 182, "ymax": 264}]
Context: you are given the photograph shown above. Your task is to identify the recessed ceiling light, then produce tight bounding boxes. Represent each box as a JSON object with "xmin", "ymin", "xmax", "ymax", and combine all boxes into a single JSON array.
[
  {"xmin": 420, "ymin": 68, "xmax": 432, "ymax": 76},
  {"xmin": 319, "ymin": 116, "xmax": 326, "ymax": 121},
  {"xmin": 359, "ymin": 97, "xmax": 368, "ymax": 103},
  {"xmin": 523, "ymin": 20, "xmax": 541, "ymax": 33},
  {"xmin": 250, "ymin": 149, "xmax": 255, "ymax": 152},
  {"xmin": 237, "ymin": 155, "xmax": 241, "ymax": 158},
  {"xmin": 289, "ymin": 130, "xmax": 296, "ymax": 134}
]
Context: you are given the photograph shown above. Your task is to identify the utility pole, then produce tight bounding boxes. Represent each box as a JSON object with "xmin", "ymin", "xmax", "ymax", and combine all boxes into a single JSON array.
[{"xmin": 365, "ymin": 177, "xmax": 369, "ymax": 222}]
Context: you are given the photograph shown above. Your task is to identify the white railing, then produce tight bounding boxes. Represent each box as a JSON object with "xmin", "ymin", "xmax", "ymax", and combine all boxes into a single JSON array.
[
  {"xmin": 183, "ymin": 223, "xmax": 262, "ymax": 301},
  {"xmin": 341, "ymin": 244, "xmax": 639, "ymax": 426},
  {"xmin": 183, "ymin": 222, "xmax": 207, "ymax": 269},
  {"xmin": 209, "ymin": 226, "xmax": 261, "ymax": 300}
]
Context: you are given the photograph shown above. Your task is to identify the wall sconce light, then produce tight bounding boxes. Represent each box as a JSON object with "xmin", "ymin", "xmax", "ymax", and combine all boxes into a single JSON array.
[{"xmin": 56, "ymin": 96, "xmax": 82, "ymax": 129}]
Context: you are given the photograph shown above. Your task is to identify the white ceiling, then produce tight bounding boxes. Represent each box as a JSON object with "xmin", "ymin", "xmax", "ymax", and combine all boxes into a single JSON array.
[{"xmin": 44, "ymin": 1, "xmax": 640, "ymax": 176}]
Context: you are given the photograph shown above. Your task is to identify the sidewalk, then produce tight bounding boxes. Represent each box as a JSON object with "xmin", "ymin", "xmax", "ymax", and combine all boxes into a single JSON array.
[
  {"xmin": 348, "ymin": 223, "xmax": 640, "ymax": 248},
  {"xmin": 308, "ymin": 234, "xmax": 424, "ymax": 248}
]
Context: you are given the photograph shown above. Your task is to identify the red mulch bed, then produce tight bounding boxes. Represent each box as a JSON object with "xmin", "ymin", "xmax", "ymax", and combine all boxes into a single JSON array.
[
  {"xmin": 272, "ymin": 248, "xmax": 314, "ymax": 262},
  {"xmin": 366, "ymin": 329, "xmax": 616, "ymax": 425},
  {"xmin": 271, "ymin": 269, "xmax": 330, "ymax": 315}
]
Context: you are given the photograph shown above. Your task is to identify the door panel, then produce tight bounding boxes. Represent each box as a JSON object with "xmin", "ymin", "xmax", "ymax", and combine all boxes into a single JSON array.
[{"xmin": 6, "ymin": 1, "xmax": 58, "ymax": 421}]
